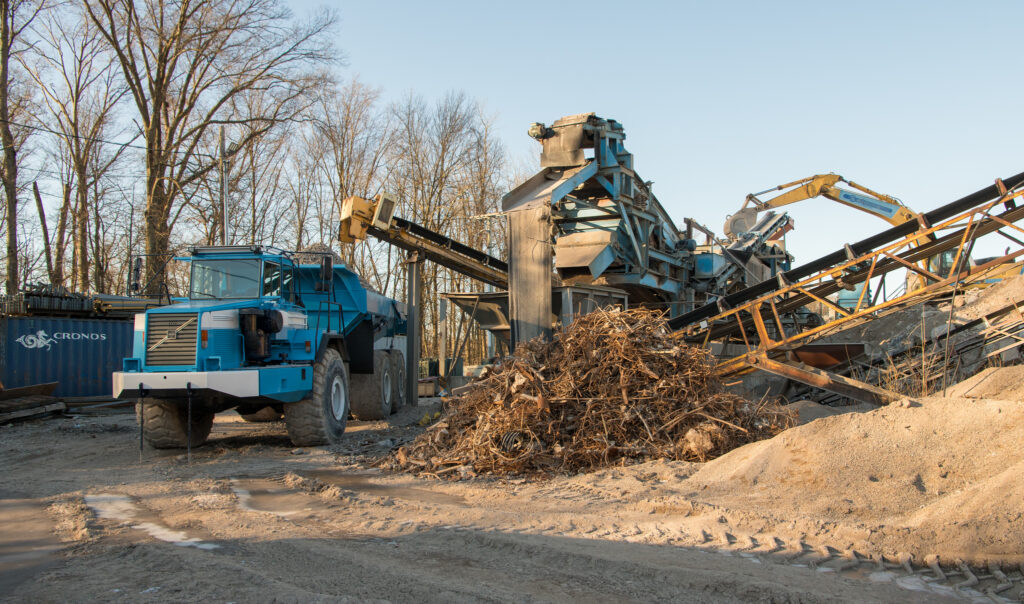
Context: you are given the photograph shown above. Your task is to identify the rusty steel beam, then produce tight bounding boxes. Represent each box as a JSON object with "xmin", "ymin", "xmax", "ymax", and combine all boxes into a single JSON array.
[
  {"xmin": 745, "ymin": 356, "xmax": 901, "ymax": 406},
  {"xmin": 690, "ymin": 189, "xmax": 1024, "ymax": 348},
  {"xmin": 687, "ymin": 186, "xmax": 1024, "ymax": 386}
]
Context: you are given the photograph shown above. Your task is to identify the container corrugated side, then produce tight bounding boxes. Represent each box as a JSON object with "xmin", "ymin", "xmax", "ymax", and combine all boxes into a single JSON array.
[{"xmin": 0, "ymin": 316, "xmax": 133, "ymax": 397}]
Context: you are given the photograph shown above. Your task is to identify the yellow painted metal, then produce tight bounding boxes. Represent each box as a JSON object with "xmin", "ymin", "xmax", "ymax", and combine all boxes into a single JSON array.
[
  {"xmin": 338, "ymin": 195, "xmax": 375, "ymax": 244},
  {"xmin": 694, "ymin": 189, "xmax": 1024, "ymax": 379},
  {"xmin": 743, "ymin": 174, "xmax": 917, "ymax": 228}
]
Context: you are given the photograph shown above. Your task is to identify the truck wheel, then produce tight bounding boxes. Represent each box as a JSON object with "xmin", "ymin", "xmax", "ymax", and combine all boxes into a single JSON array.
[
  {"xmin": 136, "ymin": 399, "xmax": 214, "ymax": 449},
  {"xmin": 389, "ymin": 350, "xmax": 407, "ymax": 412},
  {"xmin": 350, "ymin": 350, "xmax": 394, "ymax": 420},
  {"xmin": 284, "ymin": 348, "xmax": 349, "ymax": 446},
  {"xmin": 238, "ymin": 406, "xmax": 283, "ymax": 422}
]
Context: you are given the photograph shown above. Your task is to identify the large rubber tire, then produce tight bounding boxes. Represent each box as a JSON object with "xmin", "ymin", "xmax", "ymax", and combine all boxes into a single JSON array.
[
  {"xmin": 136, "ymin": 399, "xmax": 214, "ymax": 449},
  {"xmin": 389, "ymin": 350, "xmax": 407, "ymax": 412},
  {"xmin": 283, "ymin": 348, "xmax": 349, "ymax": 446},
  {"xmin": 238, "ymin": 406, "xmax": 283, "ymax": 422},
  {"xmin": 350, "ymin": 350, "xmax": 394, "ymax": 420}
]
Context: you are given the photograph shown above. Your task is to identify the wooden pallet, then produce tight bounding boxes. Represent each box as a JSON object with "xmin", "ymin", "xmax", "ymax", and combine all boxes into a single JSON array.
[{"xmin": 0, "ymin": 381, "xmax": 65, "ymax": 423}]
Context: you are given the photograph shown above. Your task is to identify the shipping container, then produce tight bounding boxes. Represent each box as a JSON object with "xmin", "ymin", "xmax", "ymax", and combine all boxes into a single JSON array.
[{"xmin": 0, "ymin": 316, "xmax": 133, "ymax": 398}]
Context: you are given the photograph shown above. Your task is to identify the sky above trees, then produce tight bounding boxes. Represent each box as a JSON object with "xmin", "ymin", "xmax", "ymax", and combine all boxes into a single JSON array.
[{"xmin": 312, "ymin": 0, "xmax": 1023, "ymax": 263}]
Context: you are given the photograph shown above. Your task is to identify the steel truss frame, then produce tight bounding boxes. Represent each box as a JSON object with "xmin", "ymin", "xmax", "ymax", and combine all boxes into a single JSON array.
[{"xmin": 680, "ymin": 183, "xmax": 1024, "ymax": 382}]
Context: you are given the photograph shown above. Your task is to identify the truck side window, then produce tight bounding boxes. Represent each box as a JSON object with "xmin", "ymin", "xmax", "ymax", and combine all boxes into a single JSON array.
[
  {"xmin": 263, "ymin": 262, "xmax": 281, "ymax": 297},
  {"xmin": 282, "ymin": 267, "xmax": 295, "ymax": 303}
]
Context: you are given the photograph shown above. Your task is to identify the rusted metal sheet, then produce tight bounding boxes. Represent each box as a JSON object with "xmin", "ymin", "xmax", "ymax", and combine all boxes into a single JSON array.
[
  {"xmin": 507, "ymin": 206, "xmax": 552, "ymax": 348},
  {"xmin": 791, "ymin": 343, "xmax": 865, "ymax": 369}
]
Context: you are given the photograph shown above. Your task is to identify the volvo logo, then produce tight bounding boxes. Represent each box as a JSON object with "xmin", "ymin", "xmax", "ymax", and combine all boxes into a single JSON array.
[{"xmin": 147, "ymin": 317, "xmax": 197, "ymax": 351}]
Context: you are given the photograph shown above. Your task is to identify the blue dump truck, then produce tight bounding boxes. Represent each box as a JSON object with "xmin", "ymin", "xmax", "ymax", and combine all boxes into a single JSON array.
[{"xmin": 113, "ymin": 245, "xmax": 407, "ymax": 448}]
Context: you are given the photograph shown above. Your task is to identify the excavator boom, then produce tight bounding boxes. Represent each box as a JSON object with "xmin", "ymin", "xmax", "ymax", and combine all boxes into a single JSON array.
[{"xmin": 730, "ymin": 174, "xmax": 917, "ymax": 236}]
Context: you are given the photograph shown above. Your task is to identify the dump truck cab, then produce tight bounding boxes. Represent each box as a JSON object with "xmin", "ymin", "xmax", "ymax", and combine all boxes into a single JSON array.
[{"xmin": 114, "ymin": 245, "xmax": 407, "ymax": 448}]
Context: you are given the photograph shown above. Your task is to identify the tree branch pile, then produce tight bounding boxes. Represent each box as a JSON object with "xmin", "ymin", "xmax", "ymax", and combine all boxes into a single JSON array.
[{"xmin": 388, "ymin": 307, "xmax": 795, "ymax": 478}]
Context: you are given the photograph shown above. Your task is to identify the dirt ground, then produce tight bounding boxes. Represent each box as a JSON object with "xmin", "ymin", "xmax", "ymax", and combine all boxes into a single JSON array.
[{"xmin": 1, "ymin": 395, "xmax": 1018, "ymax": 603}]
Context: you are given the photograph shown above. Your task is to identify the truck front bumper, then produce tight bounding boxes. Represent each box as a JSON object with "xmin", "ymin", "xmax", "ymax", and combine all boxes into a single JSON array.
[{"xmin": 113, "ymin": 370, "xmax": 260, "ymax": 399}]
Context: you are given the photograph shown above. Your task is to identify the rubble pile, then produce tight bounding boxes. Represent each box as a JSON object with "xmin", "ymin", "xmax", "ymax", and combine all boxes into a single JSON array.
[{"xmin": 389, "ymin": 308, "xmax": 794, "ymax": 477}]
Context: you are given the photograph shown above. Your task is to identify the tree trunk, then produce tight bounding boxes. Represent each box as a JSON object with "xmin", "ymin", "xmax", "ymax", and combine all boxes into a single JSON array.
[
  {"xmin": 51, "ymin": 181, "xmax": 71, "ymax": 286},
  {"xmin": 0, "ymin": 0, "xmax": 17, "ymax": 294},
  {"xmin": 75, "ymin": 168, "xmax": 90, "ymax": 291},
  {"xmin": 144, "ymin": 172, "xmax": 171, "ymax": 298},
  {"xmin": 32, "ymin": 182, "xmax": 54, "ymax": 283}
]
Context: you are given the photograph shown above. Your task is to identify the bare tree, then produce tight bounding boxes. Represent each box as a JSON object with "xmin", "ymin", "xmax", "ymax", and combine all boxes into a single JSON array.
[
  {"xmin": 0, "ymin": 0, "xmax": 43, "ymax": 293},
  {"xmin": 183, "ymin": 88, "xmax": 296, "ymax": 247},
  {"xmin": 82, "ymin": 0, "xmax": 337, "ymax": 294},
  {"xmin": 384, "ymin": 93, "xmax": 507, "ymax": 364},
  {"xmin": 23, "ymin": 4, "xmax": 131, "ymax": 292}
]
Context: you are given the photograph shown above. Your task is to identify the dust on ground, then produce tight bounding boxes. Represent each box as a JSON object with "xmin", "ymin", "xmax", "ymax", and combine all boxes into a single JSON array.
[{"xmin": 5, "ymin": 383, "xmax": 1023, "ymax": 602}]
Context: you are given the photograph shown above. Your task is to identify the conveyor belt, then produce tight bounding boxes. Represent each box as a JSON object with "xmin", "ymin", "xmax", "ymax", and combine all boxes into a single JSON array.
[{"xmin": 367, "ymin": 217, "xmax": 508, "ymax": 289}]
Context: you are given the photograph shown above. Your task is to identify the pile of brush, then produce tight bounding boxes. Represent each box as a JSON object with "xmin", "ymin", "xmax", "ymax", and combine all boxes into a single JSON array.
[{"xmin": 387, "ymin": 307, "xmax": 793, "ymax": 478}]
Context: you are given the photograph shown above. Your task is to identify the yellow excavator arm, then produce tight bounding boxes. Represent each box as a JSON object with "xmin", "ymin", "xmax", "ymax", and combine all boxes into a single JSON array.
[
  {"xmin": 730, "ymin": 174, "xmax": 1015, "ymax": 292},
  {"xmin": 730, "ymin": 174, "xmax": 918, "ymax": 235}
]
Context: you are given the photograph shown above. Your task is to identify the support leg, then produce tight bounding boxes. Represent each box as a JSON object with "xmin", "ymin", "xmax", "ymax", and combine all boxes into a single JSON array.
[
  {"xmin": 405, "ymin": 252, "xmax": 422, "ymax": 408},
  {"xmin": 186, "ymin": 382, "xmax": 193, "ymax": 465}
]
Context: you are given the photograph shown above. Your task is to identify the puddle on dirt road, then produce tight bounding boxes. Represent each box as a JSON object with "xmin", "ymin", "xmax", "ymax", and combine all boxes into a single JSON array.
[
  {"xmin": 230, "ymin": 478, "xmax": 336, "ymax": 519},
  {"xmin": 809, "ymin": 563, "xmax": 979, "ymax": 602},
  {"xmin": 84, "ymin": 494, "xmax": 219, "ymax": 550},
  {"xmin": 303, "ymin": 470, "xmax": 467, "ymax": 507},
  {"xmin": 0, "ymin": 493, "xmax": 63, "ymax": 594}
]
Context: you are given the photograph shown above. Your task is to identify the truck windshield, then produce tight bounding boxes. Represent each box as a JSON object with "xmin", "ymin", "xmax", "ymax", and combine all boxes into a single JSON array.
[{"xmin": 190, "ymin": 259, "xmax": 262, "ymax": 299}]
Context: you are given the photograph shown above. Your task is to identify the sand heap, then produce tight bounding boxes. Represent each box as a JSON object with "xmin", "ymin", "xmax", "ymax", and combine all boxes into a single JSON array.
[
  {"xmin": 680, "ymin": 393, "xmax": 1024, "ymax": 563},
  {"xmin": 389, "ymin": 308, "xmax": 793, "ymax": 478}
]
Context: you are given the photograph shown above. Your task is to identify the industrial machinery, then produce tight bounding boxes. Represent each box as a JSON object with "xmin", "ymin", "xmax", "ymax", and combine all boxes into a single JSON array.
[
  {"xmin": 728, "ymin": 173, "xmax": 1024, "ymax": 294},
  {"xmin": 113, "ymin": 245, "xmax": 407, "ymax": 448},
  {"xmin": 339, "ymin": 193, "xmax": 632, "ymax": 353},
  {"xmin": 340, "ymin": 193, "xmax": 508, "ymax": 289},
  {"xmin": 339, "ymin": 113, "xmax": 801, "ymax": 348},
  {"xmin": 671, "ymin": 172, "xmax": 1024, "ymax": 403},
  {"xmin": 725, "ymin": 173, "xmax": 923, "ymax": 306},
  {"xmin": 500, "ymin": 112, "xmax": 797, "ymax": 343},
  {"xmin": 725, "ymin": 174, "xmax": 918, "ymax": 238},
  {"xmin": 338, "ymin": 114, "xmax": 1024, "ymax": 403}
]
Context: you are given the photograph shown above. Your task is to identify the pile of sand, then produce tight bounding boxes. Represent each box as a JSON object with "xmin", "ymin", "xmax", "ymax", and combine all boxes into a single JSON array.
[
  {"xmin": 944, "ymin": 273, "xmax": 1024, "ymax": 321},
  {"xmin": 678, "ymin": 395, "xmax": 1024, "ymax": 562},
  {"xmin": 943, "ymin": 365, "xmax": 1024, "ymax": 399},
  {"xmin": 782, "ymin": 399, "xmax": 878, "ymax": 424}
]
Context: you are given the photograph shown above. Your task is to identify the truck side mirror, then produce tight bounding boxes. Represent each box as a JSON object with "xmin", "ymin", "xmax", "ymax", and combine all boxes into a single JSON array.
[
  {"xmin": 318, "ymin": 256, "xmax": 333, "ymax": 292},
  {"xmin": 130, "ymin": 257, "xmax": 142, "ymax": 293}
]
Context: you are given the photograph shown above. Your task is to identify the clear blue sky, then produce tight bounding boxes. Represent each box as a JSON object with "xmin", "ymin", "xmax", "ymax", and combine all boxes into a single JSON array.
[{"xmin": 294, "ymin": 0, "xmax": 1023, "ymax": 264}]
